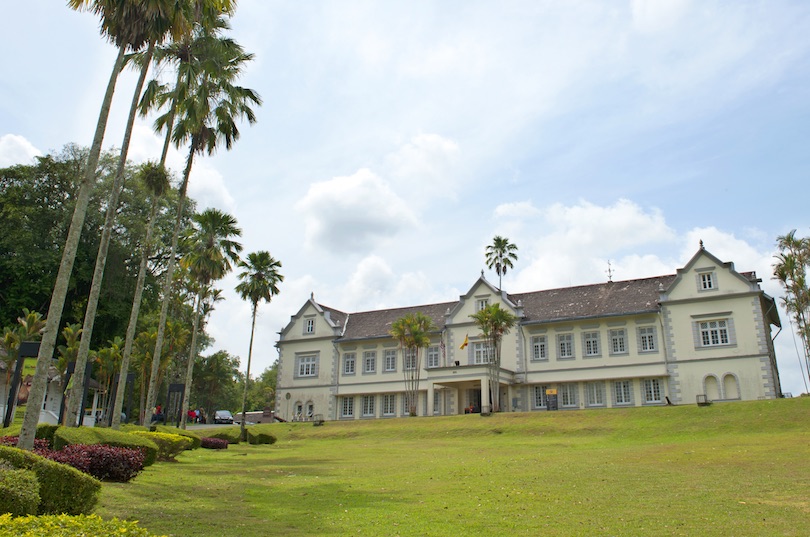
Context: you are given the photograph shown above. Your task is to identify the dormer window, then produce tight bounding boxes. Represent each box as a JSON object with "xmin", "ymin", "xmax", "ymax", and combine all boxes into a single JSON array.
[
  {"xmin": 476, "ymin": 298, "xmax": 489, "ymax": 312},
  {"xmin": 305, "ymin": 318, "xmax": 315, "ymax": 334},
  {"xmin": 700, "ymin": 272, "xmax": 714, "ymax": 290}
]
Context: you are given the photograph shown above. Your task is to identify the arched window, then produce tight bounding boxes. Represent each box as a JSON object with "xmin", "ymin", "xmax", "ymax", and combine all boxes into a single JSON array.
[
  {"xmin": 306, "ymin": 401, "xmax": 314, "ymax": 419},
  {"xmin": 704, "ymin": 375, "xmax": 720, "ymax": 401},
  {"xmin": 723, "ymin": 374, "xmax": 740, "ymax": 400},
  {"xmin": 294, "ymin": 402, "xmax": 303, "ymax": 421}
]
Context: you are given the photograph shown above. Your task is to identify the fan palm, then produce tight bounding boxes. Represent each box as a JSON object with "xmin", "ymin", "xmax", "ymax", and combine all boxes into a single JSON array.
[
  {"xmin": 177, "ymin": 209, "xmax": 242, "ymax": 428},
  {"xmin": 145, "ymin": 23, "xmax": 260, "ymax": 416},
  {"xmin": 485, "ymin": 236, "xmax": 519, "ymax": 290},
  {"xmin": 236, "ymin": 251, "xmax": 283, "ymax": 438},
  {"xmin": 390, "ymin": 312, "xmax": 436, "ymax": 416},
  {"xmin": 469, "ymin": 304, "xmax": 517, "ymax": 412}
]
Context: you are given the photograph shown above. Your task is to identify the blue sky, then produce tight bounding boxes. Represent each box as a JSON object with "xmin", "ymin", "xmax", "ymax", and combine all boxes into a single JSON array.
[{"xmin": 2, "ymin": 1, "xmax": 809, "ymax": 396}]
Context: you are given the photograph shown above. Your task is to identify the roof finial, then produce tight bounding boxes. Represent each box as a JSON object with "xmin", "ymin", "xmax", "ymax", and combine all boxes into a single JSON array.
[
  {"xmin": 699, "ymin": 239, "xmax": 704, "ymax": 249},
  {"xmin": 606, "ymin": 259, "xmax": 614, "ymax": 283},
  {"xmin": 310, "ymin": 291, "xmax": 314, "ymax": 300},
  {"xmin": 481, "ymin": 269, "xmax": 485, "ymax": 277}
]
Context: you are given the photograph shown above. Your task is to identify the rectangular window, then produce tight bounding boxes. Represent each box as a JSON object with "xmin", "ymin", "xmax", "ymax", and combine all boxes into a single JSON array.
[
  {"xmin": 473, "ymin": 342, "xmax": 491, "ymax": 364},
  {"xmin": 296, "ymin": 355, "xmax": 317, "ymax": 377},
  {"xmin": 699, "ymin": 272, "xmax": 715, "ymax": 290},
  {"xmin": 384, "ymin": 349, "xmax": 397, "ymax": 372},
  {"xmin": 699, "ymin": 320, "xmax": 729, "ymax": 346},
  {"xmin": 476, "ymin": 298, "xmax": 489, "ymax": 311},
  {"xmin": 533, "ymin": 385, "xmax": 549, "ymax": 408},
  {"xmin": 382, "ymin": 394, "xmax": 396, "ymax": 416},
  {"xmin": 644, "ymin": 379, "xmax": 662, "ymax": 403},
  {"xmin": 341, "ymin": 397, "xmax": 354, "ymax": 417},
  {"xmin": 638, "ymin": 326, "xmax": 657, "ymax": 352},
  {"xmin": 305, "ymin": 318, "xmax": 315, "ymax": 334},
  {"xmin": 557, "ymin": 334, "xmax": 574, "ymax": 360},
  {"xmin": 559, "ymin": 383, "xmax": 578, "ymax": 408},
  {"xmin": 433, "ymin": 391, "xmax": 440, "ymax": 414},
  {"xmin": 363, "ymin": 351, "xmax": 376, "ymax": 374},
  {"xmin": 426, "ymin": 346, "xmax": 440, "ymax": 368},
  {"xmin": 583, "ymin": 331, "xmax": 600, "ymax": 357},
  {"xmin": 531, "ymin": 336, "xmax": 547, "ymax": 362},
  {"xmin": 402, "ymin": 393, "xmax": 415, "ymax": 415},
  {"xmin": 614, "ymin": 380, "xmax": 632, "ymax": 405},
  {"xmin": 362, "ymin": 395, "xmax": 375, "ymax": 417},
  {"xmin": 343, "ymin": 353, "xmax": 355, "ymax": 375},
  {"xmin": 610, "ymin": 329, "xmax": 627, "ymax": 355},
  {"xmin": 586, "ymin": 382, "xmax": 605, "ymax": 407},
  {"xmin": 404, "ymin": 348, "xmax": 417, "ymax": 370}
]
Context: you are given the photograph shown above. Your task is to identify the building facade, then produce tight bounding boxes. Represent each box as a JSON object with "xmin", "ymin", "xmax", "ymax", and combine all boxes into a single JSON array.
[{"xmin": 274, "ymin": 247, "xmax": 782, "ymax": 421}]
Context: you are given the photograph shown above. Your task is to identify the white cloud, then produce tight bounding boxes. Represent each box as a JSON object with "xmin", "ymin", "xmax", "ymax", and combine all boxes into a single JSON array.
[
  {"xmin": 0, "ymin": 134, "xmax": 41, "ymax": 167},
  {"xmin": 385, "ymin": 133, "xmax": 461, "ymax": 205},
  {"xmin": 187, "ymin": 163, "xmax": 237, "ymax": 214},
  {"xmin": 494, "ymin": 201, "xmax": 541, "ymax": 220},
  {"xmin": 631, "ymin": 0, "xmax": 691, "ymax": 35},
  {"xmin": 295, "ymin": 168, "xmax": 417, "ymax": 254}
]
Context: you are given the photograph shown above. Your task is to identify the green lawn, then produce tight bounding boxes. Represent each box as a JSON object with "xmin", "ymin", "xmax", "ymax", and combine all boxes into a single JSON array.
[{"xmin": 96, "ymin": 398, "xmax": 810, "ymax": 536}]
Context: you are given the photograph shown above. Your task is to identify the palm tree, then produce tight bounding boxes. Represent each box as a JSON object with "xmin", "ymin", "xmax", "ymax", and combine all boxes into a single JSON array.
[
  {"xmin": 1, "ymin": 309, "xmax": 45, "ymax": 419},
  {"xmin": 390, "ymin": 312, "xmax": 436, "ymax": 416},
  {"xmin": 19, "ymin": 0, "xmax": 186, "ymax": 448},
  {"xmin": 110, "ymin": 162, "xmax": 171, "ymax": 429},
  {"xmin": 144, "ymin": 23, "xmax": 260, "ymax": 417},
  {"xmin": 774, "ymin": 230, "xmax": 810, "ymax": 391},
  {"xmin": 177, "ymin": 209, "xmax": 242, "ymax": 428},
  {"xmin": 236, "ymin": 251, "xmax": 283, "ymax": 439},
  {"xmin": 469, "ymin": 304, "xmax": 517, "ymax": 413},
  {"xmin": 485, "ymin": 236, "xmax": 519, "ymax": 290}
]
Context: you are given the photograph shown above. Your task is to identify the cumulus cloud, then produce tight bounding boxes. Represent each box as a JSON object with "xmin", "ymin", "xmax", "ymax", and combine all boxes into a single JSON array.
[
  {"xmin": 385, "ymin": 133, "xmax": 461, "ymax": 205},
  {"xmin": 295, "ymin": 168, "xmax": 417, "ymax": 254},
  {"xmin": 494, "ymin": 201, "xmax": 541, "ymax": 220},
  {"xmin": 0, "ymin": 134, "xmax": 41, "ymax": 167},
  {"xmin": 187, "ymin": 163, "xmax": 237, "ymax": 214}
]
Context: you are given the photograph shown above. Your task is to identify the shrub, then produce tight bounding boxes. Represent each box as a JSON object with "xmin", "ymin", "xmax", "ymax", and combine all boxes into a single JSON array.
[
  {"xmin": 153, "ymin": 425, "xmax": 201, "ymax": 450},
  {"xmin": 35, "ymin": 424, "xmax": 60, "ymax": 448},
  {"xmin": 200, "ymin": 437, "xmax": 229, "ymax": 450},
  {"xmin": 0, "ymin": 463, "xmax": 40, "ymax": 517},
  {"xmin": 0, "ymin": 513, "xmax": 168, "ymax": 536},
  {"xmin": 128, "ymin": 431, "xmax": 193, "ymax": 461},
  {"xmin": 0, "ymin": 437, "xmax": 49, "ymax": 451},
  {"xmin": 195, "ymin": 426, "xmax": 241, "ymax": 444},
  {"xmin": 246, "ymin": 425, "xmax": 277, "ymax": 446},
  {"xmin": 42, "ymin": 444, "xmax": 145, "ymax": 483},
  {"xmin": 0, "ymin": 446, "xmax": 100, "ymax": 515},
  {"xmin": 53, "ymin": 427, "xmax": 158, "ymax": 467}
]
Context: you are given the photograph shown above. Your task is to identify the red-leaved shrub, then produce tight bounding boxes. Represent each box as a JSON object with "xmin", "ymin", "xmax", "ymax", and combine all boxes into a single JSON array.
[
  {"xmin": 200, "ymin": 437, "xmax": 228, "ymax": 450},
  {"xmin": 0, "ymin": 436, "xmax": 50, "ymax": 451},
  {"xmin": 39, "ymin": 444, "xmax": 145, "ymax": 483}
]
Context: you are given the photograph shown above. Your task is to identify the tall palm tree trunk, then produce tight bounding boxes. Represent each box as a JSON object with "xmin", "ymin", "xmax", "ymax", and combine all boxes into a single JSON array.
[
  {"xmin": 179, "ymin": 292, "xmax": 203, "ymax": 430},
  {"xmin": 17, "ymin": 47, "xmax": 126, "ymax": 449},
  {"xmin": 240, "ymin": 305, "xmax": 257, "ymax": 439},
  {"xmin": 67, "ymin": 43, "xmax": 156, "ymax": 427},
  {"xmin": 145, "ymin": 144, "xmax": 195, "ymax": 421}
]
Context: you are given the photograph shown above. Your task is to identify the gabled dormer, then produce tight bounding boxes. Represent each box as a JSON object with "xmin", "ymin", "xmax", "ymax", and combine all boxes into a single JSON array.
[
  {"xmin": 445, "ymin": 272, "xmax": 521, "ymax": 325},
  {"xmin": 662, "ymin": 244, "xmax": 760, "ymax": 302},
  {"xmin": 278, "ymin": 293, "xmax": 346, "ymax": 342}
]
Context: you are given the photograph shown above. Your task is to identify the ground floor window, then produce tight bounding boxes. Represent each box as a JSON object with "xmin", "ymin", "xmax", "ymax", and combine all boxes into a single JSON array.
[
  {"xmin": 586, "ymin": 382, "xmax": 605, "ymax": 407},
  {"xmin": 382, "ymin": 394, "xmax": 396, "ymax": 416},
  {"xmin": 560, "ymin": 383, "xmax": 578, "ymax": 408},
  {"xmin": 643, "ymin": 378, "xmax": 662, "ymax": 403},
  {"xmin": 533, "ymin": 385, "xmax": 549, "ymax": 408},
  {"xmin": 341, "ymin": 397, "xmax": 354, "ymax": 417},
  {"xmin": 613, "ymin": 380, "xmax": 633, "ymax": 405},
  {"xmin": 362, "ymin": 395, "xmax": 375, "ymax": 417}
]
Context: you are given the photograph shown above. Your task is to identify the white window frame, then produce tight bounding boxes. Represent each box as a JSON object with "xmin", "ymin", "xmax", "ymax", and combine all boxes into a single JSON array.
[
  {"xmin": 609, "ymin": 329, "xmax": 627, "ymax": 355},
  {"xmin": 699, "ymin": 272, "xmax": 715, "ymax": 291},
  {"xmin": 473, "ymin": 342, "xmax": 491, "ymax": 364},
  {"xmin": 638, "ymin": 326, "xmax": 657, "ymax": 352},
  {"xmin": 384, "ymin": 349, "xmax": 397, "ymax": 372},
  {"xmin": 382, "ymin": 394, "xmax": 396, "ymax": 416},
  {"xmin": 583, "ymin": 331, "xmax": 601, "ymax": 357},
  {"xmin": 426, "ymin": 346, "xmax": 440, "ymax": 368},
  {"xmin": 560, "ymin": 383, "xmax": 578, "ymax": 408},
  {"xmin": 296, "ymin": 355, "xmax": 318, "ymax": 377},
  {"xmin": 643, "ymin": 378, "xmax": 662, "ymax": 404},
  {"xmin": 341, "ymin": 397, "xmax": 354, "ymax": 417},
  {"xmin": 404, "ymin": 348, "xmax": 417, "ymax": 370},
  {"xmin": 586, "ymin": 382, "xmax": 605, "ymax": 407},
  {"xmin": 613, "ymin": 380, "xmax": 633, "ymax": 405},
  {"xmin": 533, "ymin": 385, "xmax": 549, "ymax": 408},
  {"xmin": 343, "ymin": 353, "xmax": 356, "ymax": 376},
  {"xmin": 476, "ymin": 298, "xmax": 489, "ymax": 312},
  {"xmin": 531, "ymin": 336, "xmax": 547, "ymax": 362},
  {"xmin": 699, "ymin": 319, "xmax": 730, "ymax": 347},
  {"xmin": 557, "ymin": 334, "xmax": 574, "ymax": 360},
  {"xmin": 304, "ymin": 318, "xmax": 315, "ymax": 334},
  {"xmin": 362, "ymin": 395, "xmax": 375, "ymax": 417},
  {"xmin": 363, "ymin": 351, "xmax": 376, "ymax": 374}
]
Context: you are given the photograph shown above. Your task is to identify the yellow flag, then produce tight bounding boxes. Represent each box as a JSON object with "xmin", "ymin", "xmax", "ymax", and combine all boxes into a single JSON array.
[{"xmin": 459, "ymin": 334, "xmax": 469, "ymax": 350}]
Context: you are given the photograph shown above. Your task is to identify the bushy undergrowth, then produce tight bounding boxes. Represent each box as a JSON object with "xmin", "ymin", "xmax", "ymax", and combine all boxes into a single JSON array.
[
  {"xmin": 0, "ymin": 513, "xmax": 167, "ymax": 536},
  {"xmin": 0, "ymin": 446, "xmax": 100, "ymax": 515},
  {"xmin": 54, "ymin": 427, "xmax": 158, "ymax": 466},
  {"xmin": 0, "ymin": 462, "xmax": 40, "ymax": 517},
  {"xmin": 0, "ymin": 437, "xmax": 49, "ymax": 451},
  {"xmin": 41, "ymin": 444, "xmax": 145, "ymax": 482},
  {"xmin": 129, "ymin": 431, "xmax": 193, "ymax": 461},
  {"xmin": 200, "ymin": 437, "xmax": 228, "ymax": 450}
]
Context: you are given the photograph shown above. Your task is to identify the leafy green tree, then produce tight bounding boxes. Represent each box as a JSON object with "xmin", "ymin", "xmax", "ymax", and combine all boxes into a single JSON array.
[
  {"xmin": 1, "ymin": 309, "xmax": 45, "ymax": 411},
  {"xmin": 485, "ymin": 236, "xmax": 518, "ymax": 290},
  {"xmin": 242, "ymin": 363, "xmax": 278, "ymax": 413},
  {"xmin": 390, "ymin": 312, "xmax": 437, "ymax": 416},
  {"xmin": 191, "ymin": 350, "xmax": 241, "ymax": 420},
  {"xmin": 469, "ymin": 303, "xmax": 517, "ymax": 412},
  {"xmin": 177, "ymin": 209, "xmax": 242, "ymax": 428},
  {"xmin": 235, "ymin": 251, "xmax": 283, "ymax": 438},
  {"xmin": 774, "ymin": 230, "xmax": 810, "ymax": 391}
]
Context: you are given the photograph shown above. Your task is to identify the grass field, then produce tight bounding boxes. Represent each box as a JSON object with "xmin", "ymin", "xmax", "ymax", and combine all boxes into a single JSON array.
[{"xmin": 95, "ymin": 398, "xmax": 809, "ymax": 536}]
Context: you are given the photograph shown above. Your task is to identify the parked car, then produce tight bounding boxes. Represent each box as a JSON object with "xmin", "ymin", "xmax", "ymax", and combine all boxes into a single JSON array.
[{"xmin": 214, "ymin": 410, "xmax": 234, "ymax": 424}]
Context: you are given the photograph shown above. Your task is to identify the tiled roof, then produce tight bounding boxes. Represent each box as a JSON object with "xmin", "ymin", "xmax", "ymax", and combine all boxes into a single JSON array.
[
  {"xmin": 339, "ymin": 301, "xmax": 456, "ymax": 341},
  {"xmin": 512, "ymin": 275, "xmax": 676, "ymax": 324},
  {"xmin": 320, "ymin": 305, "xmax": 348, "ymax": 328}
]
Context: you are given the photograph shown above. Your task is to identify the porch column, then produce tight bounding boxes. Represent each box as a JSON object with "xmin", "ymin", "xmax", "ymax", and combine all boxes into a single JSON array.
[
  {"xmin": 480, "ymin": 376, "xmax": 490, "ymax": 413},
  {"xmin": 426, "ymin": 382, "xmax": 435, "ymax": 417}
]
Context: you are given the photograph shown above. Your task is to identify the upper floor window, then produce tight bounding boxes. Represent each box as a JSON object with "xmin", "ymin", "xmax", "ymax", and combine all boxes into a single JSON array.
[
  {"xmin": 638, "ymin": 326, "xmax": 657, "ymax": 352},
  {"xmin": 304, "ymin": 318, "xmax": 315, "ymax": 334},
  {"xmin": 473, "ymin": 342, "xmax": 491, "ymax": 364},
  {"xmin": 404, "ymin": 348, "xmax": 417, "ymax": 370},
  {"xmin": 531, "ymin": 336, "xmax": 547, "ymax": 362},
  {"xmin": 476, "ymin": 298, "xmax": 490, "ymax": 312},
  {"xmin": 343, "ymin": 353, "xmax": 356, "ymax": 375},
  {"xmin": 557, "ymin": 334, "xmax": 574, "ymax": 360},
  {"xmin": 384, "ymin": 349, "xmax": 397, "ymax": 372},
  {"xmin": 699, "ymin": 320, "xmax": 729, "ymax": 346},
  {"xmin": 363, "ymin": 351, "xmax": 376, "ymax": 374},
  {"xmin": 296, "ymin": 355, "xmax": 318, "ymax": 377},
  {"xmin": 698, "ymin": 272, "xmax": 716, "ymax": 291},
  {"xmin": 583, "ymin": 331, "xmax": 601, "ymax": 357},
  {"xmin": 426, "ymin": 346, "xmax": 440, "ymax": 368},
  {"xmin": 609, "ymin": 329, "xmax": 627, "ymax": 355}
]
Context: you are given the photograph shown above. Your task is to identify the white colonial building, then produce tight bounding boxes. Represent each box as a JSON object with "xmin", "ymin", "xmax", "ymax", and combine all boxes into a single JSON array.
[{"xmin": 274, "ymin": 247, "xmax": 782, "ymax": 421}]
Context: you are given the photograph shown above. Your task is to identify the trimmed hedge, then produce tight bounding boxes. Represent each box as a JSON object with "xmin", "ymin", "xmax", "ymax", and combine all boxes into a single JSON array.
[
  {"xmin": 43, "ymin": 444, "xmax": 145, "ymax": 483},
  {"xmin": 246, "ymin": 425, "xmax": 277, "ymax": 446},
  {"xmin": 194, "ymin": 426, "xmax": 241, "ymax": 444},
  {"xmin": 0, "ymin": 514, "xmax": 168, "ymax": 536},
  {"xmin": 0, "ymin": 446, "xmax": 100, "ymax": 515},
  {"xmin": 200, "ymin": 437, "xmax": 228, "ymax": 450},
  {"xmin": 0, "ymin": 464, "xmax": 40, "ymax": 517},
  {"xmin": 128, "ymin": 431, "xmax": 193, "ymax": 461},
  {"xmin": 53, "ymin": 427, "xmax": 158, "ymax": 467},
  {"xmin": 152, "ymin": 425, "xmax": 201, "ymax": 450}
]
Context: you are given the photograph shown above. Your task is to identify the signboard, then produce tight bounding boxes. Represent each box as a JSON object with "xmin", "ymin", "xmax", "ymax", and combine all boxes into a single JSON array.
[{"xmin": 546, "ymin": 388, "xmax": 558, "ymax": 411}]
